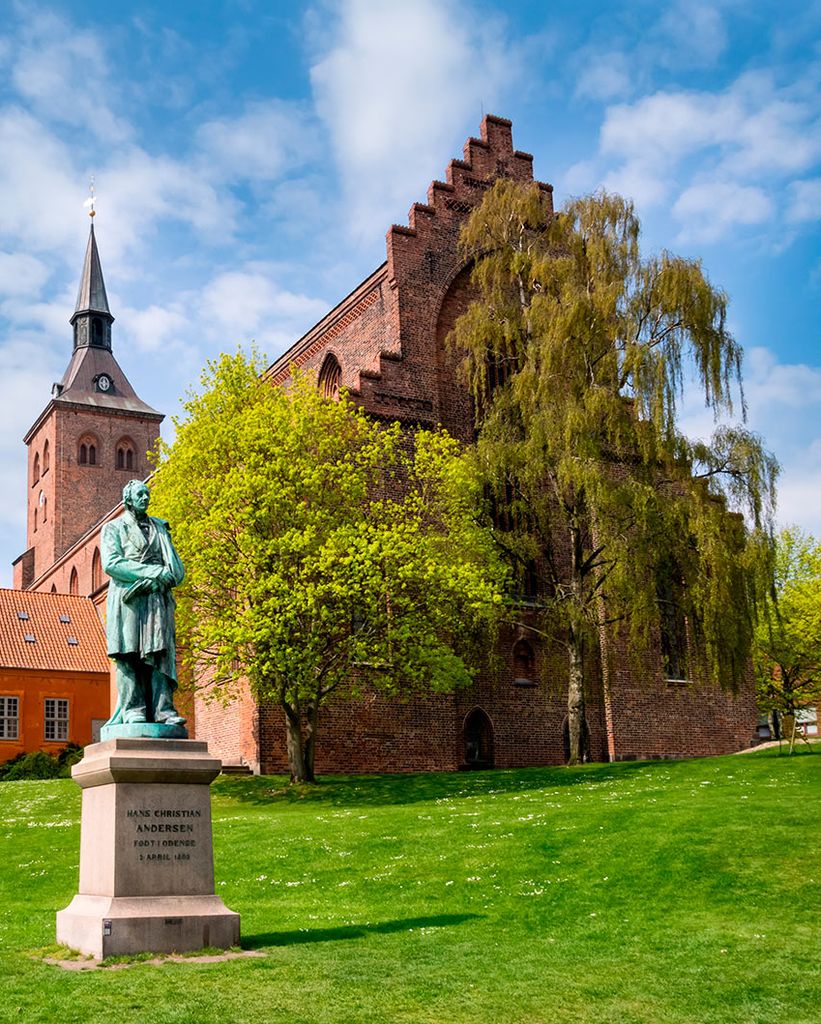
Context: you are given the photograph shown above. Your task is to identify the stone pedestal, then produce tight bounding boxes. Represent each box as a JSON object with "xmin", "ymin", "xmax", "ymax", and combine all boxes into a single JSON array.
[{"xmin": 56, "ymin": 738, "xmax": 240, "ymax": 959}]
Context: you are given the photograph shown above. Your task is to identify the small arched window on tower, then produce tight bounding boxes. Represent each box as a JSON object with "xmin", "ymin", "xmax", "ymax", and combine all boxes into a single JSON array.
[
  {"xmin": 41, "ymin": 494, "xmax": 47, "ymax": 523},
  {"xmin": 92, "ymin": 547, "xmax": 103, "ymax": 591},
  {"xmin": 512, "ymin": 638, "xmax": 536, "ymax": 686},
  {"xmin": 116, "ymin": 438, "xmax": 136, "ymax": 471},
  {"xmin": 33, "ymin": 452, "xmax": 40, "ymax": 484},
  {"xmin": 318, "ymin": 353, "xmax": 342, "ymax": 401},
  {"xmin": 69, "ymin": 568, "xmax": 79, "ymax": 596},
  {"xmin": 91, "ymin": 317, "xmax": 103, "ymax": 346},
  {"xmin": 78, "ymin": 434, "xmax": 99, "ymax": 467},
  {"xmin": 33, "ymin": 508, "xmax": 38, "ymax": 533},
  {"xmin": 43, "ymin": 441, "xmax": 50, "ymax": 474}
]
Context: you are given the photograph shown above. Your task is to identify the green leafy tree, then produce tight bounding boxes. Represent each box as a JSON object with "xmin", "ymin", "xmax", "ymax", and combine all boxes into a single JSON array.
[
  {"xmin": 754, "ymin": 528, "xmax": 821, "ymax": 753},
  {"xmin": 150, "ymin": 352, "xmax": 507, "ymax": 782},
  {"xmin": 451, "ymin": 182, "xmax": 778, "ymax": 763}
]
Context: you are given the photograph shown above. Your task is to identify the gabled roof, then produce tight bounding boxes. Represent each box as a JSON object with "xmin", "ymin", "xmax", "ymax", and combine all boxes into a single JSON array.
[
  {"xmin": 55, "ymin": 345, "xmax": 163, "ymax": 417},
  {"xmin": 0, "ymin": 589, "xmax": 109, "ymax": 674}
]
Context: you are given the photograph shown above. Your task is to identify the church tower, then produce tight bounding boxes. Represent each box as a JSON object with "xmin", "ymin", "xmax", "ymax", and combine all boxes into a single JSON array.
[{"xmin": 13, "ymin": 218, "xmax": 164, "ymax": 589}]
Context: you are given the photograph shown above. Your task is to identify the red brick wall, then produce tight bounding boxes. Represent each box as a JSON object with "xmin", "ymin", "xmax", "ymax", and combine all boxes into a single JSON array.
[{"xmin": 193, "ymin": 676, "xmax": 260, "ymax": 772}]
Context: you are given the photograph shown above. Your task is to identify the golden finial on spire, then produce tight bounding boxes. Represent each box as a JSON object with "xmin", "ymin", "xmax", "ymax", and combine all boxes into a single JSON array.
[{"xmin": 83, "ymin": 176, "xmax": 97, "ymax": 219}]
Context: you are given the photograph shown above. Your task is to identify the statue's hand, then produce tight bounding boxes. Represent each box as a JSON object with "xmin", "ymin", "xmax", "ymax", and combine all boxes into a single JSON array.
[{"xmin": 159, "ymin": 568, "xmax": 176, "ymax": 587}]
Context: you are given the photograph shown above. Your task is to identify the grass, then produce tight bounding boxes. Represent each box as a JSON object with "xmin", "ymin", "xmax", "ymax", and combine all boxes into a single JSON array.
[{"xmin": 0, "ymin": 746, "xmax": 819, "ymax": 1024}]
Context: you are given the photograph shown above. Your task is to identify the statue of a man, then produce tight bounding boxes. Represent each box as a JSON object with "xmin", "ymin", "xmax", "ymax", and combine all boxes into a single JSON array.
[{"xmin": 102, "ymin": 480, "xmax": 186, "ymax": 728}]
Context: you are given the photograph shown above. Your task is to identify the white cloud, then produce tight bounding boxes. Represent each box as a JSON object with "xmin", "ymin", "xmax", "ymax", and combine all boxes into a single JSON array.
[
  {"xmin": 744, "ymin": 347, "xmax": 821, "ymax": 413},
  {"xmin": 95, "ymin": 148, "xmax": 232, "ymax": 261},
  {"xmin": 574, "ymin": 52, "xmax": 632, "ymax": 102},
  {"xmin": 0, "ymin": 109, "xmax": 83, "ymax": 253},
  {"xmin": 602, "ymin": 160, "xmax": 669, "ymax": 207},
  {"xmin": 776, "ymin": 449, "xmax": 821, "ymax": 538},
  {"xmin": 10, "ymin": 7, "xmax": 131, "ymax": 144},
  {"xmin": 654, "ymin": 1, "xmax": 728, "ymax": 69},
  {"xmin": 674, "ymin": 182, "xmax": 773, "ymax": 242},
  {"xmin": 310, "ymin": 0, "xmax": 515, "ymax": 238},
  {"xmin": 118, "ymin": 303, "xmax": 191, "ymax": 355},
  {"xmin": 583, "ymin": 69, "xmax": 821, "ymax": 239},
  {"xmin": 0, "ymin": 252, "xmax": 50, "ymax": 300},
  {"xmin": 199, "ymin": 267, "xmax": 328, "ymax": 352},
  {"xmin": 196, "ymin": 100, "xmax": 319, "ymax": 184},
  {"xmin": 786, "ymin": 179, "xmax": 821, "ymax": 224}
]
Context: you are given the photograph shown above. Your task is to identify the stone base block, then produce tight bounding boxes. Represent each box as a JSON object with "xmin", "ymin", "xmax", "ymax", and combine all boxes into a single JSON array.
[
  {"xmin": 57, "ymin": 893, "xmax": 240, "ymax": 959},
  {"xmin": 100, "ymin": 722, "xmax": 188, "ymax": 742}
]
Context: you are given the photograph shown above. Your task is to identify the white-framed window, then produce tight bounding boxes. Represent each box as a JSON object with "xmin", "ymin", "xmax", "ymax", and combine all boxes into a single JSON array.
[
  {"xmin": 0, "ymin": 696, "xmax": 19, "ymax": 740},
  {"xmin": 44, "ymin": 698, "xmax": 69, "ymax": 741}
]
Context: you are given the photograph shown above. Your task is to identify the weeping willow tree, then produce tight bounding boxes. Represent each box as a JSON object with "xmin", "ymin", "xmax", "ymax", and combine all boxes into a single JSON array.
[{"xmin": 451, "ymin": 181, "xmax": 778, "ymax": 764}]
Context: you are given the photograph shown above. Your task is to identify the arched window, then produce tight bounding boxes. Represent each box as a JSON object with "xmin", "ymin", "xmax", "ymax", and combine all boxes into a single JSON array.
[
  {"xmin": 462, "ymin": 708, "xmax": 494, "ymax": 768},
  {"xmin": 318, "ymin": 353, "xmax": 342, "ymax": 400},
  {"xmin": 33, "ymin": 452, "xmax": 40, "ymax": 484},
  {"xmin": 91, "ymin": 548, "xmax": 102, "ymax": 591},
  {"xmin": 513, "ymin": 639, "xmax": 535, "ymax": 684},
  {"xmin": 116, "ymin": 438, "xmax": 136, "ymax": 471},
  {"xmin": 91, "ymin": 317, "xmax": 103, "ymax": 346},
  {"xmin": 42, "ymin": 441, "xmax": 50, "ymax": 473},
  {"xmin": 50, "ymin": 584, "xmax": 57, "ymax": 594},
  {"xmin": 33, "ymin": 508, "xmax": 38, "ymax": 532},
  {"xmin": 78, "ymin": 435, "xmax": 99, "ymax": 467},
  {"xmin": 69, "ymin": 568, "xmax": 79, "ymax": 596},
  {"xmin": 657, "ymin": 559, "xmax": 688, "ymax": 681},
  {"xmin": 42, "ymin": 496, "xmax": 47, "ymax": 522}
]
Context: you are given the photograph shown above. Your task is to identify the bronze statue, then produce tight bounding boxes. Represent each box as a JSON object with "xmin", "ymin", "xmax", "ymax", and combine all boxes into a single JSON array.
[{"xmin": 102, "ymin": 480, "xmax": 186, "ymax": 729}]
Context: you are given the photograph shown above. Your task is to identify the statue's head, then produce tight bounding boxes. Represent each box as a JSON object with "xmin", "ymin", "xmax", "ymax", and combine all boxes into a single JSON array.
[{"xmin": 123, "ymin": 480, "xmax": 150, "ymax": 514}]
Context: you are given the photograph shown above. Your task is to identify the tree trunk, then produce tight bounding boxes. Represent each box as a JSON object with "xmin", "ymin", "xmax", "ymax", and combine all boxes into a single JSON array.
[
  {"xmin": 567, "ymin": 634, "xmax": 587, "ymax": 765},
  {"xmin": 284, "ymin": 705, "xmax": 315, "ymax": 783},
  {"xmin": 566, "ymin": 521, "xmax": 588, "ymax": 766},
  {"xmin": 780, "ymin": 713, "xmax": 795, "ymax": 756},
  {"xmin": 303, "ymin": 701, "xmax": 318, "ymax": 783}
]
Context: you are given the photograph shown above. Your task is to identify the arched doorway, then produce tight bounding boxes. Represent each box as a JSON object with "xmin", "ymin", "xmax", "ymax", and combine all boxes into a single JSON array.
[{"xmin": 462, "ymin": 708, "xmax": 494, "ymax": 769}]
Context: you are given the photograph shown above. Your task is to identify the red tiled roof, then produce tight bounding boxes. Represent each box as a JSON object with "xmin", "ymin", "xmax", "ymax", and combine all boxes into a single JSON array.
[{"xmin": 0, "ymin": 588, "xmax": 109, "ymax": 673}]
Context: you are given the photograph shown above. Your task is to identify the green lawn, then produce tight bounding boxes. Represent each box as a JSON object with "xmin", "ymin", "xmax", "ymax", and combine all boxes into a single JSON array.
[{"xmin": 0, "ymin": 747, "xmax": 819, "ymax": 1024}]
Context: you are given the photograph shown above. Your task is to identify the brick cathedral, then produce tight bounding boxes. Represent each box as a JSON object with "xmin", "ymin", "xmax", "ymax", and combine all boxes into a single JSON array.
[{"xmin": 11, "ymin": 116, "xmax": 757, "ymax": 771}]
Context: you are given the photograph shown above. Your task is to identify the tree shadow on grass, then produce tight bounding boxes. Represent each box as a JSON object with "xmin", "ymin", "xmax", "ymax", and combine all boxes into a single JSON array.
[
  {"xmin": 213, "ymin": 759, "xmax": 681, "ymax": 809},
  {"xmin": 242, "ymin": 913, "xmax": 482, "ymax": 949}
]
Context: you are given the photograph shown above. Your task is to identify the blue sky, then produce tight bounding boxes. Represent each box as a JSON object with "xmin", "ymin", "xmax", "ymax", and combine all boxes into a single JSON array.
[{"xmin": 0, "ymin": 0, "xmax": 819, "ymax": 586}]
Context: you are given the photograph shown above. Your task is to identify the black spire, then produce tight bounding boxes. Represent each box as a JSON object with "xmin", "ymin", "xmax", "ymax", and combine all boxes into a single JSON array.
[{"xmin": 70, "ymin": 223, "xmax": 114, "ymax": 350}]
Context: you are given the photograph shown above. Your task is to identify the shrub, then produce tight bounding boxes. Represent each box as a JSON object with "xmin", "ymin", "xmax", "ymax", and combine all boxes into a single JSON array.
[{"xmin": 0, "ymin": 744, "xmax": 84, "ymax": 781}]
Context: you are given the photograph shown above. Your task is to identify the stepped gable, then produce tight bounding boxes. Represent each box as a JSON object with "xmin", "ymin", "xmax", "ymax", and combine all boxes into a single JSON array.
[
  {"xmin": 0, "ymin": 588, "xmax": 108, "ymax": 673},
  {"xmin": 264, "ymin": 116, "xmax": 552, "ymax": 433},
  {"xmin": 362, "ymin": 115, "xmax": 553, "ymax": 433}
]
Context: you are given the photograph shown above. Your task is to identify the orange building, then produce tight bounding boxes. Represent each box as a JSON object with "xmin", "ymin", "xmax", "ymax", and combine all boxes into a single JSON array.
[{"xmin": 0, "ymin": 588, "xmax": 110, "ymax": 760}]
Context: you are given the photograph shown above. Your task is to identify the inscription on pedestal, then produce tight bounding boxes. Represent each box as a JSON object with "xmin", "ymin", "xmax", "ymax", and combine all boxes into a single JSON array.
[{"xmin": 128, "ymin": 807, "xmax": 201, "ymax": 862}]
